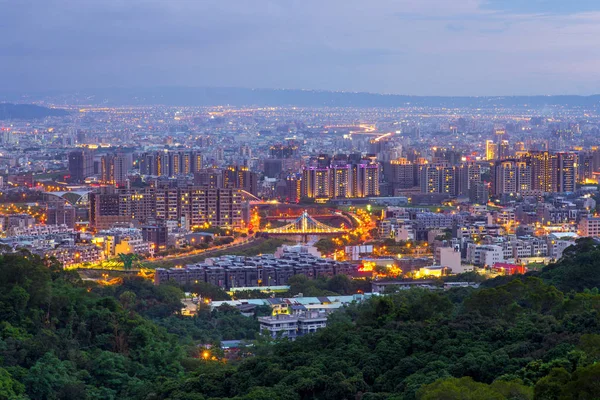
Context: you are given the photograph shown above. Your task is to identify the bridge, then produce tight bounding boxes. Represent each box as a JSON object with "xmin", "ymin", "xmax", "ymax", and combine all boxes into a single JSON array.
[
  {"xmin": 264, "ymin": 213, "xmax": 354, "ymax": 227},
  {"xmin": 239, "ymin": 190, "xmax": 261, "ymax": 202},
  {"xmin": 239, "ymin": 190, "xmax": 283, "ymax": 206},
  {"xmin": 261, "ymin": 210, "xmax": 345, "ymax": 236}
]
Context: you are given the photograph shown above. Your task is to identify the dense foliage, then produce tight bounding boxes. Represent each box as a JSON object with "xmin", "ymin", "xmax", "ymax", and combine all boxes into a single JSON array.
[
  {"xmin": 3, "ymin": 238, "xmax": 600, "ymax": 399},
  {"xmin": 0, "ymin": 252, "xmax": 259, "ymax": 399},
  {"xmin": 154, "ymin": 239, "xmax": 600, "ymax": 399},
  {"xmin": 0, "ymin": 252, "xmax": 185, "ymax": 399},
  {"xmin": 283, "ymin": 274, "xmax": 372, "ymax": 297}
]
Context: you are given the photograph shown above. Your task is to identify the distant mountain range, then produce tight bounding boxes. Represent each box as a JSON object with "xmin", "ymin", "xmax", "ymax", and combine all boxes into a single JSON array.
[
  {"xmin": 0, "ymin": 103, "xmax": 69, "ymax": 120},
  {"xmin": 3, "ymin": 87, "xmax": 600, "ymax": 108}
]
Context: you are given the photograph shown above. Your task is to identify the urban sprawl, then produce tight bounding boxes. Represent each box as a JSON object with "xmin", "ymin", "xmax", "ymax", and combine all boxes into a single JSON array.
[{"xmin": 1, "ymin": 103, "xmax": 599, "ymax": 336}]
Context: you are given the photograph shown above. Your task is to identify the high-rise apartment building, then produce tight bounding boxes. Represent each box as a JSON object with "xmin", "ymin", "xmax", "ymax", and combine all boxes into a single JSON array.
[
  {"xmin": 285, "ymin": 174, "xmax": 302, "ymax": 203},
  {"xmin": 46, "ymin": 200, "xmax": 76, "ymax": 228},
  {"xmin": 100, "ymin": 153, "xmax": 132, "ymax": 186},
  {"xmin": 527, "ymin": 151, "xmax": 576, "ymax": 193},
  {"xmin": 331, "ymin": 164, "xmax": 352, "ymax": 198},
  {"xmin": 68, "ymin": 150, "xmax": 94, "ymax": 183},
  {"xmin": 529, "ymin": 151, "xmax": 555, "ymax": 193},
  {"xmin": 491, "ymin": 152, "xmax": 576, "ymax": 196},
  {"xmin": 486, "ymin": 140, "xmax": 497, "ymax": 161},
  {"xmin": 419, "ymin": 165, "xmax": 457, "ymax": 196},
  {"xmin": 90, "ymin": 186, "xmax": 130, "ymax": 229},
  {"xmin": 457, "ymin": 162, "xmax": 481, "ymax": 196},
  {"xmin": 469, "ymin": 181, "xmax": 489, "ymax": 204},
  {"xmin": 353, "ymin": 162, "xmax": 380, "ymax": 197},
  {"xmin": 223, "ymin": 166, "xmax": 258, "ymax": 195},
  {"xmin": 516, "ymin": 161, "xmax": 532, "ymax": 192},
  {"xmin": 384, "ymin": 158, "xmax": 416, "ymax": 191},
  {"xmin": 139, "ymin": 150, "xmax": 202, "ymax": 177},
  {"xmin": 439, "ymin": 166, "xmax": 458, "ymax": 196},
  {"xmin": 498, "ymin": 140, "xmax": 511, "ymax": 159},
  {"xmin": 555, "ymin": 152, "xmax": 576, "ymax": 193},
  {"xmin": 264, "ymin": 159, "xmax": 284, "ymax": 178},
  {"xmin": 91, "ymin": 185, "xmax": 242, "ymax": 230},
  {"xmin": 194, "ymin": 168, "xmax": 223, "ymax": 188},
  {"xmin": 493, "ymin": 161, "xmax": 518, "ymax": 195},
  {"xmin": 578, "ymin": 152, "xmax": 594, "ymax": 183},
  {"xmin": 420, "ymin": 165, "xmax": 441, "ymax": 194},
  {"xmin": 269, "ymin": 144, "xmax": 298, "ymax": 159},
  {"xmin": 302, "ymin": 167, "xmax": 331, "ymax": 199},
  {"xmin": 301, "ymin": 158, "xmax": 380, "ymax": 199}
]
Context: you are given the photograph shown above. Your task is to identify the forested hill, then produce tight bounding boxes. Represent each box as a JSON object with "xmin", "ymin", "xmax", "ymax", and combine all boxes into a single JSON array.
[
  {"xmin": 2, "ymin": 239, "xmax": 600, "ymax": 399},
  {"xmin": 0, "ymin": 103, "xmax": 69, "ymax": 120}
]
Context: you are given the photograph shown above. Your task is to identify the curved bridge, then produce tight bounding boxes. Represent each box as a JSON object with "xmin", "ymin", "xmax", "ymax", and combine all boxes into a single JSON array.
[{"xmin": 261, "ymin": 210, "xmax": 345, "ymax": 235}]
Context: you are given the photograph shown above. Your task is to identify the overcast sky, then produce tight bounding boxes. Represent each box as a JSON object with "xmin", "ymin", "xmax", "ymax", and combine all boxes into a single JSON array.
[{"xmin": 1, "ymin": 0, "xmax": 600, "ymax": 96}]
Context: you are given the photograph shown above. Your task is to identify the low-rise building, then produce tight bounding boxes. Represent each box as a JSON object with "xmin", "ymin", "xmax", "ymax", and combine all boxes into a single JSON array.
[
  {"xmin": 7, "ymin": 224, "xmax": 74, "ymax": 237},
  {"xmin": 93, "ymin": 228, "xmax": 151, "ymax": 257},
  {"xmin": 155, "ymin": 251, "xmax": 358, "ymax": 288},
  {"xmin": 38, "ymin": 244, "xmax": 103, "ymax": 268},
  {"xmin": 466, "ymin": 244, "xmax": 504, "ymax": 267},
  {"xmin": 371, "ymin": 280, "xmax": 438, "ymax": 293},
  {"xmin": 435, "ymin": 246, "xmax": 461, "ymax": 271},
  {"xmin": 258, "ymin": 311, "xmax": 329, "ymax": 339},
  {"xmin": 579, "ymin": 216, "xmax": 600, "ymax": 237},
  {"xmin": 548, "ymin": 239, "xmax": 574, "ymax": 260}
]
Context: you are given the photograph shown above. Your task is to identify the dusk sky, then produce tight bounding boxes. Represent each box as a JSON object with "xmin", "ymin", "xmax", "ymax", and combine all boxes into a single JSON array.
[{"xmin": 2, "ymin": 0, "xmax": 600, "ymax": 96}]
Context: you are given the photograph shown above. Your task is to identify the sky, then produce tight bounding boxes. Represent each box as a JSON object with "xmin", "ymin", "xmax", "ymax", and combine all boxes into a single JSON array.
[{"xmin": 1, "ymin": 0, "xmax": 600, "ymax": 96}]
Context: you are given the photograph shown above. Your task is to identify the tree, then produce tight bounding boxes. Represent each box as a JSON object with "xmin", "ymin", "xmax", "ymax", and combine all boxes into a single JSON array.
[
  {"xmin": 534, "ymin": 368, "xmax": 570, "ymax": 400},
  {"xmin": 490, "ymin": 380, "xmax": 532, "ymax": 400},
  {"xmin": 315, "ymin": 238, "xmax": 337, "ymax": 254},
  {"xmin": 326, "ymin": 274, "xmax": 353, "ymax": 295},
  {"xmin": 8, "ymin": 245, "xmax": 600, "ymax": 400},
  {"xmin": 559, "ymin": 364, "xmax": 600, "ymax": 399},
  {"xmin": 186, "ymin": 281, "xmax": 231, "ymax": 301},
  {"xmin": 87, "ymin": 351, "xmax": 139, "ymax": 396},
  {"xmin": 24, "ymin": 353, "xmax": 82, "ymax": 400},
  {"xmin": 119, "ymin": 291, "xmax": 137, "ymax": 312},
  {"xmin": 540, "ymin": 239, "xmax": 600, "ymax": 292},
  {"xmin": 0, "ymin": 367, "xmax": 25, "ymax": 400},
  {"xmin": 577, "ymin": 334, "xmax": 600, "ymax": 363},
  {"xmin": 416, "ymin": 377, "xmax": 529, "ymax": 400}
]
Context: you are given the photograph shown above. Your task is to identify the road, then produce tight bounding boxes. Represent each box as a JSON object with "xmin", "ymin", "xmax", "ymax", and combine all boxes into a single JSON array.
[
  {"xmin": 148, "ymin": 236, "xmax": 255, "ymax": 261},
  {"xmin": 70, "ymin": 236, "xmax": 257, "ymax": 271}
]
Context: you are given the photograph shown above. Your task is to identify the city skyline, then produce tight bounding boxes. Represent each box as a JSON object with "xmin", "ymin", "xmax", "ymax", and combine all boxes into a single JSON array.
[
  {"xmin": 2, "ymin": 0, "xmax": 600, "ymax": 96},
  {"xmin": 5, "ymin": 1, "xmax": 600, "ymax": 398}
]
